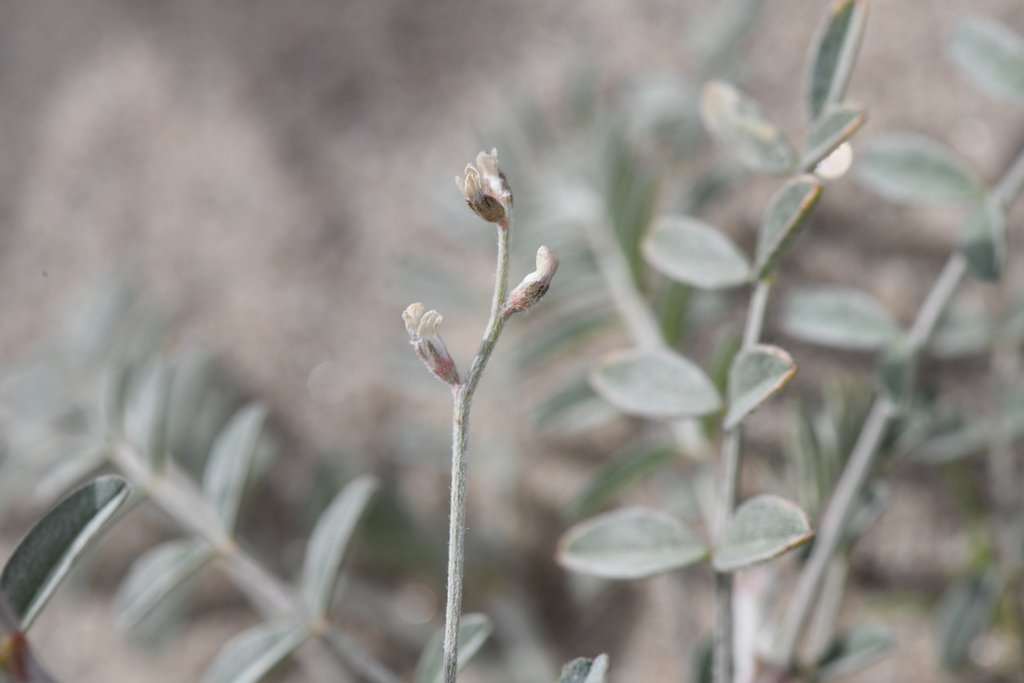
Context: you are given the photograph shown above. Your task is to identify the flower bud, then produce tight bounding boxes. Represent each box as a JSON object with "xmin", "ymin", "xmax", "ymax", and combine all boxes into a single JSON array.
[
  {"xmin": 403, "ymin": 303, "xmax": 460, "ymax": 385},
  {"xmin": 502, "ymin": 246, "xmax": 559, "ymax": 319},
  {"xmin": 455, "ymin": 148, "xmax": 512, "ymax": 224}
]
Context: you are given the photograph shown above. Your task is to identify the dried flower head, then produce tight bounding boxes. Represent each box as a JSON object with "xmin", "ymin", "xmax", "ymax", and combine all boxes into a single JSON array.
[
  {"xmin": 455, "ymin": 149, "xmax": 512, "ymax": 224},
  {"xmin": 403, "ymin": 303, "xmax": 460, "ymax": 386},
  {"xmin": 502, "ymin": 246, "xmax": 559, "ymax": 319}
]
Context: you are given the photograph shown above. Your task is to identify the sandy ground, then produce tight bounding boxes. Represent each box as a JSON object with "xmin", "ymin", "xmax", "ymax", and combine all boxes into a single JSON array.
[{"xmin": 0, "ymin": 0, "xmax": 1023, "ymax": 681}]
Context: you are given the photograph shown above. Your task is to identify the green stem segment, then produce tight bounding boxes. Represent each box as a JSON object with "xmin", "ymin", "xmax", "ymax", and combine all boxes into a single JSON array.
[
  {"xmin": 441, "ymin": 219, "xmax": 512, "ymax": 683},
  {"xmin": 714, "ymin": 280, "xmax": 772, "ymax": 683},
  {"xmin": 772, "ymin": 144, "xmax": 1024, "ymax": 669}
]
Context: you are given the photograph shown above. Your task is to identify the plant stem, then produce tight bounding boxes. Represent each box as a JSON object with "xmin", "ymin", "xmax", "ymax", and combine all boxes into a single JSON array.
[
  {"xmin": 110, "ymin": 444, "xmax": 404, "ymax": 683},
  {"xmin": 771, "ymin": 141, "xmax": 1024, "ymax": 666},
  {"xmin": 714, "ymin": 280, "xmax": 772, "ymax": 683},
  {"xmin": 441, "ymin": 219, "xmax": 512, "ymax": 683}
]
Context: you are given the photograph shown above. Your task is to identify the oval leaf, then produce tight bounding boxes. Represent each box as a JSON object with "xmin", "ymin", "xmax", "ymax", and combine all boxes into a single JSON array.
[
  {"xmin": 713, "ymin": 495, "xmax": 813, "ymax": 572},
  {"xmin": 701, "ymin": 81, "xmax": 797, "ymax": 175},
  {"xmin": 856, "ymin": 134, "xmax": 984, "ymax": 206},
  {"xmin": 558, "ymin": 654, "xmax": 610, "ymax": 683},
  {"xmin": 202, "ymin": 403, "xmax": 268, "ymax": 533},
  {"xmin": 950, "ymin": 18, "xmax": 1024, "ymax": 104},
  {"xmin": 115, "ymin": 540, "xmax": 214, "ymax": 631},
  {"xmin": 415, "ymin": 613, "xmax": 492, "ymax": 683},
  {"xmin": 558, "ymin": 507, "xmax": 709, "ymax": 579},
  {"xmin": 816, "ymin": 623, "xmax": 894, "ymax": 680},
  {"xmin": 802, "ymin": 105, "xmax": 867, "ymax": 171},
  {"xmin": 754, "ymin": 176, "xmax": 822, "ymax": 278},
  {"xmin": 725, "ymin": 345, "xmax": 797, "ymax": 429},
  {"xmin": 781, "ymin": 288, "xmax": 901, "ymax": 351},
  {"xmin": 960, "ymin": 196, "xmax": 1006, "ymax": 282},
  {"xmin": 1, "ymin": 476, "xmax": 131, "ymax": 629},
  {"xmin": 643, "ymin": 216, "xmax": 751, "ymax": 289},
  {"xmin": 591, "ymin": 349, "xmax": 722, "ymax": 419},
  {"xmin": 201, "ymin": 621, "xmax": 309, "ymax": 683},
  {"xmin": 300, "ymin": 475, "xmax": 379, "ymax": 616},
  {"xmin": 806, "ymin": 0, "xmax": 868, "ymax": 120}
]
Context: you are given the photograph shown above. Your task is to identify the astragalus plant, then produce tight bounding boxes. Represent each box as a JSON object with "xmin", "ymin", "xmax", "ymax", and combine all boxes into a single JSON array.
[{"xmin": 549, "ymin": 2, "xmax": 1024, "ymax": 683}]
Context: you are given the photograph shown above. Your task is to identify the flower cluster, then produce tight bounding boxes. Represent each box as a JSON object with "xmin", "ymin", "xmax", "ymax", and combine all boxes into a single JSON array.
[{"xmin": 455, "ymin": 149, "xmax": 513, "ymax": 224}]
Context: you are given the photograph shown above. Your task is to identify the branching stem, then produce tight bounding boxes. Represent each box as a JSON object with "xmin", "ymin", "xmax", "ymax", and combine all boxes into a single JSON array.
[
  {"xmin": 441, "ymin": 218, "xmax": 512, "ymax": 683},
  {"xmin": 771, "ymin": 143, "xmax": 1024, "ymax": 668}
]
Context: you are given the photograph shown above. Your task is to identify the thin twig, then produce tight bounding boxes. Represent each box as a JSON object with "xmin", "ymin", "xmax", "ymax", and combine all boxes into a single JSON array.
[
  {"xmin": 771, "ymin": 143, "xmax": 1024, "ymax": 668},
  {"xmin": 441, "ymin": 217, "xmax": 512, "ymax": 683}
]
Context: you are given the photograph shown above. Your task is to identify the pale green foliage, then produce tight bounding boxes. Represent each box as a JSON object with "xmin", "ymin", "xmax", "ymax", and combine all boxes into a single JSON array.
[
  {"xmin": 712, "ymin": 495, "xmax": 814, "ymax": 572},
  {"xmin": 558, "ymin": 507, "xmax": 708, "ymax": 579}
]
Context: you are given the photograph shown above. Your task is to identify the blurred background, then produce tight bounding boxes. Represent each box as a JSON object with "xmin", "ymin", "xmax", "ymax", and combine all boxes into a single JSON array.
[{"xmin": 0, "ymin": 0, "xmax": 1023, "ymax": 681}]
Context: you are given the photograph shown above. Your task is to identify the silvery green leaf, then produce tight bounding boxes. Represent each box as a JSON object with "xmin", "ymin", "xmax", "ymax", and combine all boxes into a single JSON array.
[
  {"xmin": 754, "ymin": 176, "xmax": 822, "ymax": 278},
  {"xmin": 557, "ymin": 507, "xmax": 709, "ymax": 579},
  {"xmin": 950, "ymin": 18, "xmax": 1024, "ymax": 104},
  {"xmin": 558, "ymin": 654, "xmax": 610, "ymax": 683},
  {"xmin": 700, "ymin": 81, "xmax": 797, "ymax": 175},
  {"xmin": 202, "ymin": 404, "xmax": 267, "ymax": 533},
  {"xmin": 643, "ymin": 216, "xmax": 751, "ymax": 289},
  {"xmin": 781, "ymin": 288, "xmax": 902, "ymax": 351},
  {"xmin": 115, "ymin": 540, "xmax": 214, "ymax": 632},
  {"xmin": 725, "ymin": 345, "xmax": 798, "ymax": 429},
  {"xmin": 201, "ymin": 621, "xmax": 309, "ymax": 683},
  {"xmin": 713, "ymin": 495, "xmax": 813, "ymax": 572},
  {"xmin": 856, "ymin": 134, "xmax": 984, "ymax": 206},
  {"xmin": 591, "ymin": 349, "xmax": 722, "ymax": 420},
  {"xmin": 300, "ymin": 475, "xmax": 378, "ymax": 615},
  {"xmin": 936, "ymin": 570, "xmax": 1002, "ymax": 671},
  {"xmin": 815, "ymin": 623, "xmax": 894, "ymax": 680},
  {"xmin": 1, "ymin": 476, "xmax": 131, "ymax": 629},
  {"xmin": 415, "ymin": 613, "xmax": 492, "ymax": 683},
  {"xmin": 960, "ymin": 196, "xmax": 1006, "ymax": 282},
  {"xmin": 806, "ymin": 0, "xmax": 868, "ymax": 120},
  {"xmin": 801, "ymin": 105, "xmax": 866, "ymax": 171},
  {"xmin": 124, "ymin": 361, "xmax": 175, "ymax": 471}
]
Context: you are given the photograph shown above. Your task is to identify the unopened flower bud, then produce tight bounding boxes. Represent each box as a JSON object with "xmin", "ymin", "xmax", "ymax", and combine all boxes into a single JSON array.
[
  {"xmin": 455, "ymin": 148, "xmax": 512, "ymax": 224},
  {"xmin": 403, "ymin": 303, "xmax": 460, "ymax": 385},
  {"xmin": 502, "ymin": 246, "xmax": 559, "ymax": 319}
]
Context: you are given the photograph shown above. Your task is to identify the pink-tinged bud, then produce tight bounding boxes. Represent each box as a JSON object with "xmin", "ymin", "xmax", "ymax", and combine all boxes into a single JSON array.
[
  {"xmin": 455, "ymin": 148, "xmax": 512, "ymax": 224},
  {"xmin": 402, "ymin": 303, "xmax": 460, "ymax": 385},
  {"xmin": 502, "ymin": 246, "xmax": 559, "ymax": 319}
]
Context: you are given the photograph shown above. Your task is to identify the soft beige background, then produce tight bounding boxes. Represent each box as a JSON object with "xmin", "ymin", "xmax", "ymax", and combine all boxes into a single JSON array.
[{"xmin": 0, "ymin": 1, "xmax": 1022, "ymax": 681}]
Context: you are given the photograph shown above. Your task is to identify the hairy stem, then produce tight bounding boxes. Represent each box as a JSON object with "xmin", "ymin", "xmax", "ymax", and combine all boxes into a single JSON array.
[
  {"xmin": 714, "ymin": 280, "xmax": 772, "ymax": 683},
  {"xmin": 110, "ymin": 444, "xmax": 403, "ymax": 683},
  {"xmin": 772, "ymin": 143, "xmax": 1024, "ymax": 667},
  {"xmin": 442, "ymin": 219, "xmax": 512, "ymax": 683}
]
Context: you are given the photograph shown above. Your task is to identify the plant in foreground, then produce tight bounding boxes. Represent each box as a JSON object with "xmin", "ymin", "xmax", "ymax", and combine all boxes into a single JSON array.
[{"xmin": 403, "ymin": 149, "xmax": 560, "ymax": 683}]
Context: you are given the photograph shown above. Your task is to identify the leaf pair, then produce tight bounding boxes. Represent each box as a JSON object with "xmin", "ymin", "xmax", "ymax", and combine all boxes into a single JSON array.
[
  {"xmin": 700, "ymin": 0, "xmax": 868, "ymax": 177},
  {"xmin": 592, "ymin": 344, "xmax": 796, "ymax": 428},
  {"xmin": 557, "ymin": 495, "xmax": 813, "ymax": 579},
  {"xmin": 643, "ymin": 175, "xmax": 821, "ymax": 289}
]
